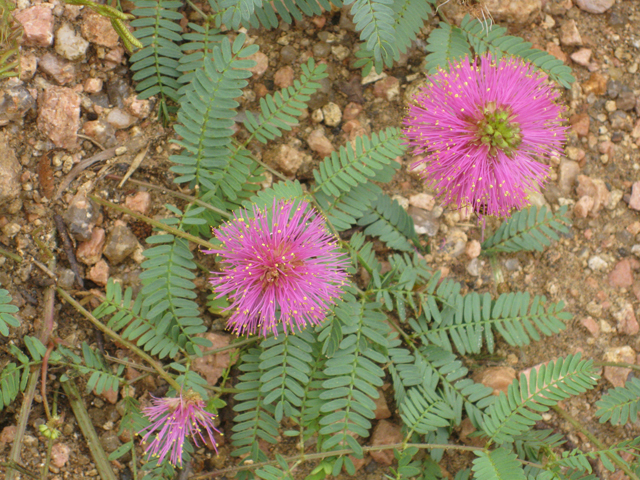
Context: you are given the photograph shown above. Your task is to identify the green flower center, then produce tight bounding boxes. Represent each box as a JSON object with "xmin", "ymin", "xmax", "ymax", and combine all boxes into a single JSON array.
[{"xmin": 475, "ymin": 103, "xmax": 522, "ymax": 157}]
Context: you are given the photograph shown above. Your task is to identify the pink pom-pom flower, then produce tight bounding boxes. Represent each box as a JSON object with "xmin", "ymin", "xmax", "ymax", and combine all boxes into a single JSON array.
[
  {"xmin": 139, "ymin": 391, "xmax": 220, "ymax": 467},
  {"xmin": 404, "ymin": 54, "xmax": 566, "ymax": 218},
  {"xmin": 204, "ymin": 199, "xmax": 349, "ymax": 337}
]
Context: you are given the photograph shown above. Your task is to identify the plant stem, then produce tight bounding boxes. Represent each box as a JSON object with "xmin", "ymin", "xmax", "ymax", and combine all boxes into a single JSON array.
[
  {"xmin": 186, "ymin": 0, "xmax": 208, "ymax": 19},
  {"xmin": 62, "ymin": 379, "xmax": 118, "ymax": 480},
  {"xmin": 7, "ymin": 281, "xmax": 57, "ymax": 480},
  {"xmin": 551, "ymin": 405, "xmax": 640, "ymax": 480},
  {"xmin": 56, "ymin": 287, "xmax": 184, "ymax": 393},
  {"xmin": 89, "ymin": 195, "xmax": 216, "ymax": 251},
  {"xmin": 594, "ymin": 361, "xmax": 640, "ymax": 373},
  {"xmin": 0, "ymin": 462, "xmax": 37, "ymax": 479},
  {"xmin": 104, "ymin": 175, "xmax": 231, "ymax": 219},
  {"xmin": 6, "ymin": 372, "xmax": 39, "ymax": 480},
  {"xmin": 488, "ymin": 254, "xmax": 504, "ymax": 285},
  {"xmin": 41, "ymin": 438, "xmax": 53, "ymax": 480},
  {"xmin": 0, "ymin": 245, "xmax": 22, "ymax": 262},
  {"xmin": 188, "ymin": 443, "xmax": 543, "ymax": 479}
]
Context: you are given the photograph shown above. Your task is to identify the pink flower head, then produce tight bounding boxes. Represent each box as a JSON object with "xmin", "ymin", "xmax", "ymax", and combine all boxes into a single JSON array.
[
  {"xmin": 139, "ymin": 391, "xmax": 220, "ymax": 466},
  {"xmin": 204, "ymin": 199, "xmax": 349, "ymax": 337},
  {"xmin": 403, "ymin": 54, "xmax": 566, "ymax": 218}
]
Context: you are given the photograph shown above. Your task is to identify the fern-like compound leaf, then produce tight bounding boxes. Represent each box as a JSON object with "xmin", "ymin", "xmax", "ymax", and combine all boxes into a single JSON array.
[
  {"xmin": 220, "ymin": 0, "xmax": 264, "ymax": 29},
  {"xmin": 244, "ymin": 59, "xmax": 327, "ymax": 143},
  {"xmin": 245, "ymin": 180, "xmax": 305, "ymax": 211},
  {"xmin": 232, "ymin": 347, "xmax": 279, "ymax": 466},
  {"xmin": 482, "ymin": 354, "xmax": 599, "ymax": 444},
  {"xmin": 393, "ymin": 345, "xmax": 494, "ymax": 428},
  {"xmin": 400, "ymin": 384, "xmax": 455, "ymax": 436},
  {"xmin": 259, "ymin": 329, "xmax": 316, "ymax": 422},
  {"xmin": 170, "ymin": 34, "xmax": 256, "ymax": 190},
  {"xmin": 130, "ymin": 0, "xmax": 183, "ymax": 117},
  {"xmin": 93, "ymin": 279, "xmax": 184, "ymax": 359},
  {"xmin": 80, "ymin": 342, "xmax": 125, "ymax": 395},
  {"xmin": 460, "ymin": 15, "xmax": 575, "ymax": 88},
  {"xmin": 481, "ymin": 205, "xmax": 571, "ymax": 255},
  {"xmin": 344, "ymin": 0, "xmax": 397, "ymax": 68},
  {"xmin": 553, "ymin": 439, "xmax": 640, "ymax": 474},
  {"xmin": 313, "ymin": 127, "xmax": 404, "ymax": 198},
  {"xmin": 315, "ymin": 182, "xmax": 382, "ymax": 232},
  {"xmin": 139, "ymin": 206, "xmax": 210, "ymax": 356},
  {"xmin": 318, "ymin": 300, "xmax": 389, "ymax": 459},
  {"xmin": 424, "ymin": 22, "xmax": 471, "ymax": 73},
  {"xmin": 595, "ymin": 377, "xmax": 640, "ymax": 425},
  {"xmin": 0, "ymin": 287, "xmax": 19, "ymax": 336},
  {"xmin": 412, "ymin": 291, "xmax": 569, "ymax": 355},
  {"xmin": 0, "ymin": 362, "xmax": 23, "ymax": 411},
  {"xmin": 357, "ymin": 193, "xmax": 418, "ymax": 252},
  {"xmin": 472, "ymin": 448, "xmax": 526, "ymax": 480},
  {"xmin": 177, "ymin": 22, "xmax": 224, "ymax": 97}
]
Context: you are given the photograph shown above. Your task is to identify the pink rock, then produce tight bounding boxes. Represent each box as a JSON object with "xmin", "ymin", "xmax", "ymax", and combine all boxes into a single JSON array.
[
  {"xmin": 629, "ymin": 182, "xmax": 640, "ymax": 211},
  {"xmin": 39, "ymin": 53, "xmax": 76, "ymax": 85},
  {"xmin": 370, "ymin": 420, "xmax": 403, "ymax": 465},
  {"xmin": 14, "ymin": 5, "xmax": 54, "ymax": 47},
  {"xmin": 482, "ymin": 0, "xmax": 541, "ymax": 23},
  {"xmin": 82, "ymin": 120, "xmax": 116, "ymax": 149},
  {"xmin": 274, "ymin": 66, "xmax": 294, "ymax": 89},
  {"xmin": 373, "ymin": 77, "xmax": 400, "ymax": 101},
  {"xmin": 0, "ymin": 425, "xmax": 17, "ymax": 444},
  {"xmin": 576, "ymin": 175, "xmax": 609, "ymax": 215},
  {"xmin": 573, "ymin": 196, "xmax": 594, "ymax": 218},
  {"xmin": 192, "ymin": 333, "xmax": 236, "ymax": 385},
  {"xmin": 51, "ymin": 443, "xmax": 71, "ymax": 468},
  {"xmin": 37, "ymin": 87, "xmax": 81, "ymax": 150},
  {"xmin": 81, "ymin": 10, "xmax": 120, "ymax": 48},
  {"xmin": 307, "ymin": 128, "xmax": 334, "ymax": 157},
  {"xmin": 84, "ymin": 77, "xmax": 103, "ymax": 94},
  {"xmin": 267, "ymin": 144, "xmax": 306, "ymax": 176},
  {"xmin": 104, "ymin": 47, "xmax": 124, "ymax": 67},
  {"xmin": 546, "ymin": 42, "xmax": 567, "ymax": 63},
  {"xmin": 408, "ymin": 193, "xmax": 435, "ymax": 211},
  {"xmin": 77, "ymin": 227, "xmax": 106, "ymax": 265},
  {"xmin": 558, "ymin": 159, "xmax": 580, "ymax": 195},
  {"xmin": 343, "ymin": 102, "xmax": 363, "ymax": 121},
  {"xmin": 569, "ymin": 113, "xmax": 590, "ymax": 137},
  {"xmin": 632, "ymin": 120, "xmax": 640, "ymax": 139},
  {"xmin": 87, "ymin": 259, "xmax": 110, "ymax": 286},
  {"xmin": 373, "ymin": 389, "xmax": 391, "ymax": 420},
  {"xmin": 124, "ymin": 96, "xmax": 152, "ymax": 119},
  {"xmin": 571, "ymin": 48, "xmax": 592, "ymax": 66},
  {"xmin": 125, "ymin": 191, "xmax": 151, "ymax": 215},
  {"xmin": 579, "ymin": 316, "xmax": 599, "ymax": 336},
  {"xmin": 582, "ymin": 72, "xmax": 607, "ymax": 96},
  {"xmin": 310, "ymin": 16, "xmax": 326, "ymax": 28},
  {"xmin": 560, "ymin": 19, "xmax": 582, "ymax": 46},
  {"xmin": 614, "ymin": 304, "xmax": 639, "ymax": 335},
  {"xmin": 246, "ymin": 52, "xmax": 269, "ymax": 78},
  {"xmin": 96, "ymin": 383, "xmax": 118, "ymax": 404},
  {"xmin": 106, "ymin": 108, "xmax": 135, "ymax": 130},
  {"xmin": 342, "ymin": 119, "xmax": 361, "ymax": 134},
  {"xmin": 19, "ymin": 53, "xmax": 38, "ymax": 81},
  {"xmin": 574, "ymin": 0, "xmax": 614, "ymax": 14},
  {"xmin": 603, "ymin": 346, "xmax": 635, "ymax": 388},
  {"xmin": 475, "ymin": 367, "xmax": 515, "ymax": 396},
  {"xmin": 465, "ymin": 240, "xmax": 482, "ymax": 259},
  {"xmin": 608, "ymin": 259, "xmax": 634, "ymax": 288}
]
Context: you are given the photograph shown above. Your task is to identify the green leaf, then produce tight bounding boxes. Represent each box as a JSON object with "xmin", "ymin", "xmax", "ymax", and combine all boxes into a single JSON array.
[
  {"xmin": 482, "ymin": 205, "xmax": 571, "ymax": 255},
  {"xmin": 472, "ymin": 448, "xmax": 526, "ymax": 480}
]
